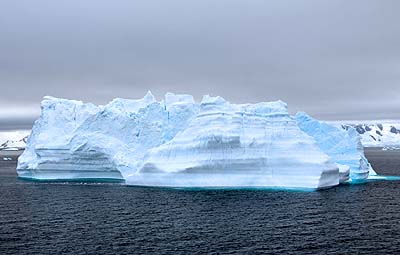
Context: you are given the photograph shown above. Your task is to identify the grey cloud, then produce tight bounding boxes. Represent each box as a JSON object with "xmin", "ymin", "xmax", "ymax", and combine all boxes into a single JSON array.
[{"xmin": 0, "ymin": 0, "xmax": 399, "ymax": 130}]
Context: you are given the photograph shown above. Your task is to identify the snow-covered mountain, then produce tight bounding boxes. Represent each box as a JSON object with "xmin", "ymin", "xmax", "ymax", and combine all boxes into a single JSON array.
[
  {"xmin": 329, "ymin": 121, "xmax": 400, "ymax": 147},
  {"xmin": 0, "ymin": 130, "xmax": 30, "ymax": 150}
]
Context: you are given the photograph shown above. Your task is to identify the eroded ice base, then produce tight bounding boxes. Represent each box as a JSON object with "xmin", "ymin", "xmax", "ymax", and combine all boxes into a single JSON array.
[
  {"xmin": 17, "ymin": 149, "xmax": 124, "ymax": 181},
  {"xmin": 126, "ymin": 169, "xmax": 339, "ymax": 190}
]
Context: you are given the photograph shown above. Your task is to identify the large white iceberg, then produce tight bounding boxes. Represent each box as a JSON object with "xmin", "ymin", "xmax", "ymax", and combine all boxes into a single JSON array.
[{"xmin": 17, "ymin": 92, "xmax": 373, "ymax": 189}]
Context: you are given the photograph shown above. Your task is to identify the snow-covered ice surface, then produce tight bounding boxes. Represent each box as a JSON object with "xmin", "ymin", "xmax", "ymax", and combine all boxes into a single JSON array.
[{"xmin": 18, "ymin": 92, "xmax": 378, "ymax": 189}]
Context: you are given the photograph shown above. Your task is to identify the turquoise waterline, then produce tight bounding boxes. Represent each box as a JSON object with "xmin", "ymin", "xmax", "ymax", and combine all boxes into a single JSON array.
[
  {"xmin": 125, "ymin": 185, "xmax": 319, "ymax": 192},
  {"xmin": 17, "ymin": 175, "xmax": 400, "ymax": 191},
  {"xmin": 17, "ymin": 178, "xmax": 318, "ymax": 191},
  {"xmin": 18, "ymin": 177, "xmax": 125, "ymax": 183},
  {"xmin": 344, "ymin": 175, "xmax": 400, "ymax": 184},
  {"xmin": 367, "ymin": 175, "xmax": 400, "ymax": 181}
]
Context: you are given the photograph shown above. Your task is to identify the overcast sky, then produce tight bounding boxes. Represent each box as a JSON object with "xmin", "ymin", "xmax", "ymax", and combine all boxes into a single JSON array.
[{"xmin": 0, "ymin": 0, "xmax": 399, "ymax": 129}]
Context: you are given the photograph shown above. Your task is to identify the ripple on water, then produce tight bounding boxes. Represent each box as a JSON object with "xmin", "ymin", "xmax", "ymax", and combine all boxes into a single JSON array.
[{"xmin": 0, "ymin": 148, "xmax": 400, "ymax": 254}]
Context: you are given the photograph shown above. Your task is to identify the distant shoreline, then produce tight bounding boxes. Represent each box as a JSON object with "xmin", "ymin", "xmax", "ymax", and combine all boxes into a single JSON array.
[{"xmin": 0, "ymin": 150, "xmax": 23, "ymax": 158}]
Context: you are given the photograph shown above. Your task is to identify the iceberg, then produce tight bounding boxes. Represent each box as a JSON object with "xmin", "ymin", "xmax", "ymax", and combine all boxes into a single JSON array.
[{"xmin": 17, "ymin": 92, "xmax": 372, "ymax": 189}]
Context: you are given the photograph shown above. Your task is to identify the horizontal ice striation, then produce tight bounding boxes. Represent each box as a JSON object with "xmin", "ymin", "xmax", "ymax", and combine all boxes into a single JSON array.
[
  {"xmin": 17, "ymin": 148, "xmax": 123, "ymax": 180},
  {"xmin": 296, "ymin": 112, "xmax": 373, "ymax": 180},
  {"xmin": 18, "ymin": 92, "xmax": 373, "ymax": 189},
  {"xmin": 129, "ymin": 96, "xmax": 339, "ymax": 189},
  {"xmin": 17, "ymin": 96, "xmax": 105, "ymax": 180},
  {"xmin": 17, "ymin": 92, "xmax": 198, "ymax": 181}
]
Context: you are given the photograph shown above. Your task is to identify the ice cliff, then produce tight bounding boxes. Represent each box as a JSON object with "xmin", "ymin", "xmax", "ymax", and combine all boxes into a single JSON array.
[
  {"xmin": 17, "ymin": 92, "xmax": 374, "ymax": 189},
  {"xmin": 296, "ymin": 112, "xmax": 375, "ymax": 179},
  {"xmin": 18, "ymin": 92, "xmax": 198, "ymax": 180}
]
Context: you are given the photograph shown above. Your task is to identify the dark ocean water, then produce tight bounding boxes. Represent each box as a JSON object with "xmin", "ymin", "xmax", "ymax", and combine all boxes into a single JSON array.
[{"xmin": 1, "ymin": 148, "xmax": 400, "ymax": 254}]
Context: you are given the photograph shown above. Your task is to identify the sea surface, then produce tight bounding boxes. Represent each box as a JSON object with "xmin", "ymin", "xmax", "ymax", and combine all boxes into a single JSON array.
[{"xmin": 1, "ymin": 148, "xmax": 400, "ymax": 254}]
